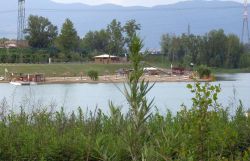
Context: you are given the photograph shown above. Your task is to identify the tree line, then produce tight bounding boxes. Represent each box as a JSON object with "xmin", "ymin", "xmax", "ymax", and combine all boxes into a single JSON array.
[
  {"xmin": 161, "ymin": 29, "xmax": 250, "ymax": 68},
  {"xmin": 0, "ymin": 15, "xmax": 140, "ymax": 63},
  {"xmin": 0, "ymin": 15, "xmax": 250, "ymax": 68}
]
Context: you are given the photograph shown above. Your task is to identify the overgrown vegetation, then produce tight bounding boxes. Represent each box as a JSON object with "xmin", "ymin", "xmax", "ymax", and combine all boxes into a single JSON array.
[{"xmin": 0, "ymin": 36, "xmax": 249, "ymax": 161}]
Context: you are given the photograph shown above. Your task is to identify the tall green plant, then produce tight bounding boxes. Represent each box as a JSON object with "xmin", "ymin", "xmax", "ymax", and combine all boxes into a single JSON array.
[
  {"xmin": 123, "ymin": 36, "xmax": 154, "ymax": 161},
  {"xmin": 187, "ymin": 82, "xmax": 221, "ymax": 160}
]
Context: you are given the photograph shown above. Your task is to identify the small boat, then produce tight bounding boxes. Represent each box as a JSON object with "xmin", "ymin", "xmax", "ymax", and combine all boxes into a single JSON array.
[
  {"xmin": 10, "ymin": 81, "xmax": 37, "ymax": 86},
  {"xmin": 0, "ymin": 77, "xmax": 4, "ymax": 81}
]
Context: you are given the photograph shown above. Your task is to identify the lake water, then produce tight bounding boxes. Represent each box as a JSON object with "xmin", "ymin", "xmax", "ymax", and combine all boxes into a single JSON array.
[{"xmin": 0, "ymin": 73, "xmax": 249, "ymax": 114}]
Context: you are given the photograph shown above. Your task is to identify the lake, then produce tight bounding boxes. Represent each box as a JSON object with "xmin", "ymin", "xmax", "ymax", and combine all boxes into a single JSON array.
[{"xmin": 0, "ymin": 73, "xmax": 249, "ymax": 114}]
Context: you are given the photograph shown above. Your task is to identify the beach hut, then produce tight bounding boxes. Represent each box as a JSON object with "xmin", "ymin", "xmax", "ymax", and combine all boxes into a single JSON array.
[{"xmin": 94, "ymin": 54, "xmax": 120, "ymax": 64}]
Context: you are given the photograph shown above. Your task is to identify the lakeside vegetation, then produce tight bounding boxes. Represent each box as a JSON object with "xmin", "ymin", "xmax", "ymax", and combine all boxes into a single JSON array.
[
  {"xmin": 212, "ymin": 67, "xmax": 250, "ymax": 74},
  {"xmin": 0, "ymin": 36, "xmax": 249, "ymax": 160}
]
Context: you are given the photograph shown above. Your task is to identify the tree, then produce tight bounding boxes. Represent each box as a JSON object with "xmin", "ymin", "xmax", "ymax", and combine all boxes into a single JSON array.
[
  {"xmin": 161, "ymin": 34, "xmax": 172, "ymax": 57},
  {"xmin": 160, "ymin": 29, "xmax": 245, "ymax": 68},
  {"xmin": 240, "ymin": 53, "xmax": 250, "ymax": 68},
  {"xmin": 160, "ymin": 34, "xmax": 185, "ymax": 63},
  {"xmin": 56, "ymin": 19, "xmax": 80, "ymax": 53},
  {"xmin": 206, "ymin": 29, "xmax": 227, "ymax": 67},
  {"xmin": 25, "ymin": 15, "xmax": 58, "ymax": 48},
  {"xmin": 82, "ymin": 29, "xmax": 109, "ymax": 54},
  {"xmin": 124, "ymin": 19, "xmax": 141, "ymax": 48},
  {"xmin": 226, "ymin": 34, "xmax": 243, "ymax": 68},
  {"xmin": 107, "ymin": 19, "xmax": 125, "ymax": 56}
]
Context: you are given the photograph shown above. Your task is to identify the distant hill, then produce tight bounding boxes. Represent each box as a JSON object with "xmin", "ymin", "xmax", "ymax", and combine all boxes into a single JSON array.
[{"xmin": 0, "ymin": 0, "xmax": 246, "ymax": 48}]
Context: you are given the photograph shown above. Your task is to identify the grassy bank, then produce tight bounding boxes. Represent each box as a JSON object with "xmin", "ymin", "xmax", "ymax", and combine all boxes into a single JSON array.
[
  {"xmin": 0, "ymin": 63, "xmax": 130, "ymax": 77},
  {"xmin": 1, "ymin": 63, "xmax": 249, "ymax": 79},
  {"xmin": 211, "ymin": 67, "xmax": 250, "ymax": 74}
]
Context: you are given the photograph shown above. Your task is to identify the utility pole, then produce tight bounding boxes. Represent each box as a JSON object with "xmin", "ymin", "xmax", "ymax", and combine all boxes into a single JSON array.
[
  {"xmin": 242, "ymin": 0, "xmax": 250, "ymax": 44},
  {"xmin": 17, "ymin": 0, "xmax": 25, "ymax": 63},
  {"xmin": 17, "ymin": 0, "xmax": 25, "ymax": 46}
]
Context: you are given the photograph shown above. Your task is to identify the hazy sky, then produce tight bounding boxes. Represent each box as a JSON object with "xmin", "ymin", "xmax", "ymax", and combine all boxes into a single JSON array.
[{"xmin": 52, "ymin": 0, "xmax": 243, "ymax": 7}]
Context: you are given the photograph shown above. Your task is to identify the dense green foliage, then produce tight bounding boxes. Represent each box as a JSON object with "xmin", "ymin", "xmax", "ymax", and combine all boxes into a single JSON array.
[
  {"xmin": 82, "ymin": 29, "xmax": 110, "ymax": 54},
  {"xmin": 87, "ymin": 70, "xmax": 99, "ymax": 81},
  {"xmin": 106, "ymin": 19, "xmax": 125, "ymax": 56},
  {"xmin": 161, "ymin": 29, "xmax": 247, "ymax": 68},
  {"xmin": 56, "ymin": 19, "xmax": 80, "ymax": 53},
  {"xmin": 83, "ymin": 19, "xmax": 141, "ymax": 56},
  {"xmin": 25, "ymin": 15, "xmax": 58, "ymax": 48},
  {"xmin": 240, "ymin": 53, "xmax": 250, "ymax": 68}
]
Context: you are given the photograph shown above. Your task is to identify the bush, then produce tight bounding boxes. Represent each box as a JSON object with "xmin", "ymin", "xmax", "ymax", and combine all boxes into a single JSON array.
[
  {"xmin": 197, "ymin": 65, "xmax": 211, "ymax": 78},
  {"xmin": 87, "ymin": 70, "xmax": 98, "ymax": 81}
]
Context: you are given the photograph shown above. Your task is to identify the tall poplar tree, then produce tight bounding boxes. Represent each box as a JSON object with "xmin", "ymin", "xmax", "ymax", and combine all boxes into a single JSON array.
[{"xmin": 56, "ymin": 19, "xmax": 79, "ymax": 53}]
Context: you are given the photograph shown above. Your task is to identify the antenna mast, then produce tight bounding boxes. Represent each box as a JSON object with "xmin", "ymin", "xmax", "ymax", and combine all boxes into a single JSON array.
[
  {"xmin": 188, "ymin": 23, "xmax": 191, "ymax": 36},
  {"xmin": 17, "ymin": 0, "xmax": 25, "ymax": 44},
  {"xmin": 242, "ymin": 0, "xmax": 250, "ymax": 44}
]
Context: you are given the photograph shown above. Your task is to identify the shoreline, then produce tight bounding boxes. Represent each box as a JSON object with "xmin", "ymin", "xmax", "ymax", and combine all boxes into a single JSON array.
[{"xmin": 0, "ymin": 75, "xmax": 212, "ymax": 84}]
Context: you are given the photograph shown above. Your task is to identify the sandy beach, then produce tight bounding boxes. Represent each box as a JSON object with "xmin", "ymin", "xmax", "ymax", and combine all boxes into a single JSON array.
[
  {"xmin": 0, "ymin": 74, "xmax": 211, "ymax": 84},
  {"xmin": 41, "ymin": 74, "xmax": 211, "ymax": 84}
]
